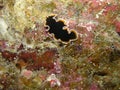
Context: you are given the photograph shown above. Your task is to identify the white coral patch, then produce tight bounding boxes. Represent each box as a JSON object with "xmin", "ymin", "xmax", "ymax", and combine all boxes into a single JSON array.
[{"xmin": 0, "ymin": 18, "xmax": 13, "ymax": 41}]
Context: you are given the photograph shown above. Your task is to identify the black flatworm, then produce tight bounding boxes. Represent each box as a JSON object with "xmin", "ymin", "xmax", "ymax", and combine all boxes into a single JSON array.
[{"xmin": 45, "ymin": 15, "xmax": 77, "ymax": 43}]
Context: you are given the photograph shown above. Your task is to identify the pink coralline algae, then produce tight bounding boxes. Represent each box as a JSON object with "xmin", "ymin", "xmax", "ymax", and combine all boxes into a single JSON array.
[
  {"xmin": 21, "ymin": 69, "xmax": 33, "ymax": 79},
  {"xmin": 47, "ymin": 74, "xmax": 61, "ymax": 87},
  {"xmin": 90, "ymin": 83, "xmax": 100, "ymax": 90},
  {"xmin": 0, "ymin": 40, "xmax": 7, "ymax": 50},
  {"xmin": 103, "ymin": 5, "xmax": 119, "ymax": 15},
  {"xmin": 77, "ymin": 23, "xmax": 96, "ymax": 49},
  {"xmin": 114, "ymin": 21, "xmax": 120, "ymax": 35}
]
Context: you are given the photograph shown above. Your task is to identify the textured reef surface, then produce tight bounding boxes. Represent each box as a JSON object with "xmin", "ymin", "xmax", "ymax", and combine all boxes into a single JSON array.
[{"xmin": 0, "ymin": 0, "xmax": 120, "ymax": 90}]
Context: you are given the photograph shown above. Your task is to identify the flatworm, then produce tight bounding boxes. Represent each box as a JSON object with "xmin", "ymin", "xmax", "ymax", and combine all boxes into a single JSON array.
[{"xmin": 45, "ymin": 15, "xmax": 77, "ymax": 43}]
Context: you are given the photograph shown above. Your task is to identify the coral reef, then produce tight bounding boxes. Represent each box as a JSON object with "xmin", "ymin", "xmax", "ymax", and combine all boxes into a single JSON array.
[{"xmin": 0, "ymin": 0, "xmax": 120, "ymax": 90}]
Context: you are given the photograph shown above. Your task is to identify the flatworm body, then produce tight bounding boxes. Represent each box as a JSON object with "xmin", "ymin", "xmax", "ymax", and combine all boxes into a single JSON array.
[{"xmin": 45, "ymin": 15, "xmax": 77, "ymax": 43}]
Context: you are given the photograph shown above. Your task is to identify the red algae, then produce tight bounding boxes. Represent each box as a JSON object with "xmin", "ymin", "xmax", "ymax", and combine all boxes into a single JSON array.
[
  {"xmin": 18, "ymin": 51, "xmax": 37, "ymax": 62},
  {"xmin": 0, "ymin": 46, "xmax": 57, "ymax": 70},
  {"xmin": 1, "ymin": 50, "xmax": 17, "ymax": 61},
  {"xmin": 29, "ymin": 49, "xmax": 57, "ymax": 70}
]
